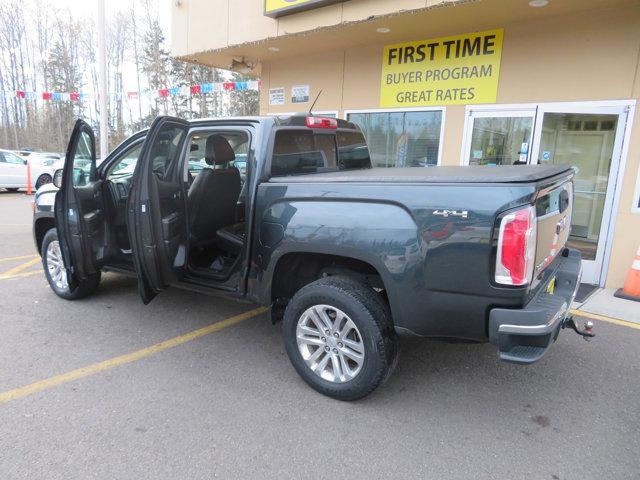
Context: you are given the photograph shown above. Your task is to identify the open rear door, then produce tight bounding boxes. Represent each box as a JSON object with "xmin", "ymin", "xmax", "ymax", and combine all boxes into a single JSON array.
[
  {"xmin": 55, "ymin": 119, "xmax": 106, "ymax": 288},
  {"xmin": 127, "ymin": 116, "xmax": 190, "ymax": 304}
]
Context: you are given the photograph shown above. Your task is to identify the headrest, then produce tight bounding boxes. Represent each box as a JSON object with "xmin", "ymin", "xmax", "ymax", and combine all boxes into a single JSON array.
[{"xmin": 205, "ymin": 135, "xmax": 236, "ymax": 165}]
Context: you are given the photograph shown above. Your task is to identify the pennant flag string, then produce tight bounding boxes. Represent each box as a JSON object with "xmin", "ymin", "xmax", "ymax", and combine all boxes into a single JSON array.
[{"xmin": 7, "ymin": 80, "xmax": 261, "ymax": 102}]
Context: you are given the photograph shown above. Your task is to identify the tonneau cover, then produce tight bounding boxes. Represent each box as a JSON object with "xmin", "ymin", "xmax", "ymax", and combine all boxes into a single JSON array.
[{"xmin": 271, "ymin": 165, "xmax": 573, "ymax": 184}]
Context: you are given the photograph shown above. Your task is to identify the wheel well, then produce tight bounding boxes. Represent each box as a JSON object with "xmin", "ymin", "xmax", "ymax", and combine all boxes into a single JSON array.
[
  {"xmin": 270, "ymin": 252, "xmax": 388, "ymax": 319},
  {"xmin": 35, "ymin": 217, "xmax": 55, "ymax": 253}
]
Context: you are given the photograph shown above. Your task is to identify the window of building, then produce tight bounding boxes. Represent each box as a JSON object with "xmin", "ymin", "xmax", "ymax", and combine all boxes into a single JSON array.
[
  {"xmin": 346, "ymin": 109, "xmax": 444, "ymax": 168},
  {"xmin": 467, "ymin": 116, "xmax": 533, "ymax": 166}
]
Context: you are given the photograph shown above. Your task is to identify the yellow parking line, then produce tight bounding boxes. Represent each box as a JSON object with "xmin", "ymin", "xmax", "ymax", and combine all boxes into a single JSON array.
[
  {"xmin": 0, "ymin": 254, "xmax": 38, "ymax": 263},
  {"xmin": 570, "ymin": 309, "xmax": 640, "ymax": 331},
  {"xmin": 0, "ymin": 269, "xmax": 42, "ymax": 280},
  {"xmin": 0, "ymin": 257, "xmax": 41, "ymax": 280},
  {"xmin": 0, "ymin": 306, "xmax": 268, "ymax": 404}
]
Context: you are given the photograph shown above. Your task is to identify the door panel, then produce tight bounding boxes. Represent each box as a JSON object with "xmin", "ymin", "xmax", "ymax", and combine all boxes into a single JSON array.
[
  {"xmin": 531, "ymin": 107, "xmax": 628, "ymax": 285},
  {"xmin": 127, "ymin": 116, "xmax": 189, "ymax": 304},
  {"xmin": 462, "ymin": 109, "xmax": 535, "ymax": 166},
  {"xmin": 0, "ymin": 152, "xmax": 28, "ymax": 186},
  {"xmin": 0, "ymin": 153, "xmax": 12, "ymax": 184},
  {"xmin": 55, "ymin": 119, "xmax": 105, "ymax": 285}
]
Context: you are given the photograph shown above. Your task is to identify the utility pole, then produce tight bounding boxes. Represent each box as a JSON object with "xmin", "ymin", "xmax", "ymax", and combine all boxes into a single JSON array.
[
  {"xmin": 132, "ymin": 0, "xmax": 144, "ymax": 123},
  {"xmin": 97, "ymin": 0, "xmax": 108, "ymax": 159}
]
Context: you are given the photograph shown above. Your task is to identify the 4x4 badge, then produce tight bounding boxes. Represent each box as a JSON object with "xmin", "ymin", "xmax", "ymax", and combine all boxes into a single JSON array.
[{"xmin": 433, "ymin": 210, "xmax": 468, "ymax": 219}]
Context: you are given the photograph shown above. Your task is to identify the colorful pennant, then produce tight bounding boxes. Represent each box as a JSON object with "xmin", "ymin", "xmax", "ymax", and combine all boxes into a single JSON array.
[{"xmin": 7, "ymin": 80, "xmax": 260, "ymax": 102}]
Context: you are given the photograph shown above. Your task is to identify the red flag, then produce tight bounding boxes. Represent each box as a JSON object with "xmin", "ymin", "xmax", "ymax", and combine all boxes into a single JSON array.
[
  {"xmin": 223, "ymin": 82, "xmax": 235, "ymax": 91},
  {"xmin": 70, "ymin": 92, "xmax": 80, "ymax": 101},
  {"xmin": 190, "ymin": 85, "xmax": 201, "ymax": 95},
  {"xmin": 127, "ymin": 91, "xmax": 138, "ymax": 99},
  {"xmin": 16, "ymin": 91, "xmax": 25, "ymax": 98},
  {"xmin": 158, "ymin": 89, "xmax": 169, "ymax": 97},
  {"xmin": 42, "ymin": 92, "xmax": 52, "ymax": 100}
]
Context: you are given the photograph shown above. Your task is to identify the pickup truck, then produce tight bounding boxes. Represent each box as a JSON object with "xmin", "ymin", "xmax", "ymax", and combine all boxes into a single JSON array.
[{"xmin": 33, "ymin": 114, "xmax": 589, "ymax": 401}]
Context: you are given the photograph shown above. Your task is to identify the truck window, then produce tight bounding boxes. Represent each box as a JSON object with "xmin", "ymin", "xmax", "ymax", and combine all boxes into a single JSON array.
[
  {"xmin": 271, "ymin": 129, "xmax": 370, "ymax": 176},
  {"xmin": 337, "ymin": 131, "xmax": 371, "ymax": 170}
]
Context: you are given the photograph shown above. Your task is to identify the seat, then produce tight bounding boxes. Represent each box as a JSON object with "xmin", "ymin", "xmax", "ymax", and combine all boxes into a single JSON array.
[
  {"xmin": 216, "ymin": 222, "xmax": 245, "ymax": 255},
  {"xmin": 188, "ymin": 135, "xmax": 241, "ymax": 247}
]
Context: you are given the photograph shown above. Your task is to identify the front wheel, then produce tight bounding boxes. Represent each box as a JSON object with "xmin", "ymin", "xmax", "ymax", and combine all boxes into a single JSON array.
[
  {"xmin": 35, "ymin": 174, "xmax": 52, "ymax": 190},
  {"xmin": 282, "ymin": 276, "xmax": 398, "ymax": 401},
  {"xmin": 41, "ymin": 228, "xmax": 101, "ymax": 300}
]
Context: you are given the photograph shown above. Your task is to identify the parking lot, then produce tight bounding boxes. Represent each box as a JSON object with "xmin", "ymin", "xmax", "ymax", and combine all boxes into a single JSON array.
[{"xmin": 0, "ymin": 191, "xmax": 638, "ymax": 480}]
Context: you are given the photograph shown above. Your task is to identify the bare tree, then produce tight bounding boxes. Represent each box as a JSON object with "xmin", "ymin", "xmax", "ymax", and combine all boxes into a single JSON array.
[
  {"xmin": 108, "ymin": 11, "xmax": 130, "ymax": 147},
  {"xmin": 0, "ymin": 0, "xmax": 260, "ymax": 152}
]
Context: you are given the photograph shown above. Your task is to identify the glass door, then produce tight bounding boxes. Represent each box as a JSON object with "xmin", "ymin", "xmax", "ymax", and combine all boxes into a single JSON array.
[
  {"xmin": 531, "ymin": 105, "xmax": 629, "ymax": 285},
  {"xmin": 462, "ymin": 109, "xmax": 536, "ymax": 166}
]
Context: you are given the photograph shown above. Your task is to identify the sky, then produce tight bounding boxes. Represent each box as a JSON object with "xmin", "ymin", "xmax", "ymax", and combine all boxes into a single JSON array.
[{"xmin": 51, "ymin": 0, "xmax": 171, "ymax": 40}]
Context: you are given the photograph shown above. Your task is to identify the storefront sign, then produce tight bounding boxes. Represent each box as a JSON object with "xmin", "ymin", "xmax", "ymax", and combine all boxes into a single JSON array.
[
  {"xmin": 269, "ymin": 87, "xmax": 285, "ymax": 106},
  {"xmin": 380, "ymin": 29, "xmax": 504, "ymax": 107},
  {"xmin": 265, "ymin": 0, "xmax": 346, "ymax": 18},
  {"xmin": 291, "ymin": 84, "xmax": 310, "ymax": 103}
]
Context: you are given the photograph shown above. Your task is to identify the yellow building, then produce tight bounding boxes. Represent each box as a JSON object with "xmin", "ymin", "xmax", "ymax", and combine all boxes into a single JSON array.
[{"xmin": 171, "ymin": 0, "xmax": 640, "ymax": 288}]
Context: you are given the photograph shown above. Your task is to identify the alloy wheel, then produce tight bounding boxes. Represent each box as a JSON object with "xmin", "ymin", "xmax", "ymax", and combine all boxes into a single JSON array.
[
  {"xmin": 296, "ymin": 304, "xmax": 365, "ymax": 383},
  {"xmin": 46, "ymin": 240, "xmax": 69, "ymax": 291}
]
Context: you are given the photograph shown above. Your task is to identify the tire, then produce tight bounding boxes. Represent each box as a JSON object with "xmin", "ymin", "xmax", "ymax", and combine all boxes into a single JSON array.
[
  {"xmin": 41, "ymin": 228, "xmax": 101, "ymax": 300},
  {"xmin": 5, "ymin": 188, "xmax": 19, "ymax": 192},
  {"xmin": 282, "ymin": 276, "xmax": 398, "ymax": 401},
  {"xmin": 35, "ymin": 174, "xmax": 52, "ymax": 190}
]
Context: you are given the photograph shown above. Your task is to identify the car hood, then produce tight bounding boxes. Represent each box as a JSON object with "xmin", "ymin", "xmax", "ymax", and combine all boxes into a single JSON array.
[{"xmin": 35, "ymin": 182, "xmax": 59, "ymax": 196}]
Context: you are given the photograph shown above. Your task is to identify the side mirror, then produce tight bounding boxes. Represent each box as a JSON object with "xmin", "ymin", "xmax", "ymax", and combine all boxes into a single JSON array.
[
  {"xmin": 53, "ymin": 169, "xmax": 63, "ymax": 188},
  {"xmin": 23, "ymin": 159, "xmax": 28, "ymax": 165}
]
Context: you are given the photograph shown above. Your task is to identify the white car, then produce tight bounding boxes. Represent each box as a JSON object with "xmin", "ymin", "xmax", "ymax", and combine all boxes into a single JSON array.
[
  {"xmin": 0, "ymin": 149, "xmax": 56, "ymax": 191},
  {"xmin": 17, "ymin": 151, "xmax": 63, "ymax": 168}
]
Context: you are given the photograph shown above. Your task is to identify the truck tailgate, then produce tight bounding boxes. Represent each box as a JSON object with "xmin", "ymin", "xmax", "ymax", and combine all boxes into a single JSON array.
[{"xmin": 533, "ymin": 177, "xmax": 574, "ymax": 285}]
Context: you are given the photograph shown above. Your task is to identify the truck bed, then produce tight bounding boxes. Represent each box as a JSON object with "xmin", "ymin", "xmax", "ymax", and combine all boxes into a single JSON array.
[{"xmin": 271, "ymin": 165, "xmax": 572, "ymax": 184}]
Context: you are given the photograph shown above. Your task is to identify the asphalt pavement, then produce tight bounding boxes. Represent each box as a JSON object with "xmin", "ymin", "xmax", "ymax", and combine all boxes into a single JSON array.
[{"xmin": 0, "ymin": 190, "xmax": 638, "ymax": 480}]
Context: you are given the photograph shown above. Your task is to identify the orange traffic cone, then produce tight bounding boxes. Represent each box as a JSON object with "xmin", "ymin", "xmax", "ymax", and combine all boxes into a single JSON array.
[
  {"xmin": 26, "ymin": 160, "xmax": 32, "ymax": 195},
  {"xmin": 614, "ymin": 246, "xmax": 640, "ymax": 302}
]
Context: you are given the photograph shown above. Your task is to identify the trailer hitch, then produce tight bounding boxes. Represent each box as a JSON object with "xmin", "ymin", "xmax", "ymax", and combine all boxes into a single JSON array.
[{"xmin": 563, "ymin": 316, "xmax": 595, "ymax": 341}]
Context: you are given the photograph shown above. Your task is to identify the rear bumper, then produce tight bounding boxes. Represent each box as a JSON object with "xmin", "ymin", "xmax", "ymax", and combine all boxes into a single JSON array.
[{"xmin": 489, "ymin": 248, "xmax": 582, "ymax": 364}]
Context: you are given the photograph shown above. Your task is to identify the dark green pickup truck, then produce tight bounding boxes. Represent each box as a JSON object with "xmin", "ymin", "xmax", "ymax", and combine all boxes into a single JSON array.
[{"xmin": 33, "ymin": 114, "xmax": 588, "ymax": 400}]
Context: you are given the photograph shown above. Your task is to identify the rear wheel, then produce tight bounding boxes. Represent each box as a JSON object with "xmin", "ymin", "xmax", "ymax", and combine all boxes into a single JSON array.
[
  {"xmin": 41, "ymin": 228, "xmax": 100, "ymax": 300},
  {"xmin": 5, "ymin": 188, "xmax": 19, "ymax": 192},
  {"xmin": 35, "ymin": 174, "xmax": 52, "ymax": 190},
  {"xmin": 282, "ymin": 276, "xmax": 398, "ymax": 401}
]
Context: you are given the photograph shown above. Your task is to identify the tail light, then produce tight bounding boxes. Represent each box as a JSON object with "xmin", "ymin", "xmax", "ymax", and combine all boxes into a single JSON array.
[
  {"xmin": 495, "ymin": 205, "xmax": 537, "ymax": 286},
  {"xmin": 306, "ymin": 116, "xmax": 337, "ymax": 129}
]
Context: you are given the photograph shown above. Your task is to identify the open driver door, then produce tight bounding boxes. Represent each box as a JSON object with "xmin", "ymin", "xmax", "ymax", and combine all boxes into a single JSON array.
[
  {"xmin": 127, "ymin": 116, "xmax": 190, "ymax": 304},
  {"xmin": 55, "ymin": 119, "xmax": 106, "ymax": 289}
]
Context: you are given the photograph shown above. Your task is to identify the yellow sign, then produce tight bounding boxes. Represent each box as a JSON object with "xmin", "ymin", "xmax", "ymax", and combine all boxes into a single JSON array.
[
  {"xmin": 380, "ymin": 29, "xmax": 504, "ymax": 107},
  {"xmin": 266, "ymin": 0, "xmax": 311, "ymax": 11},
  {"xmin": 265, "ymin": 0, "xmax": 344, "ymax": 17}
]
